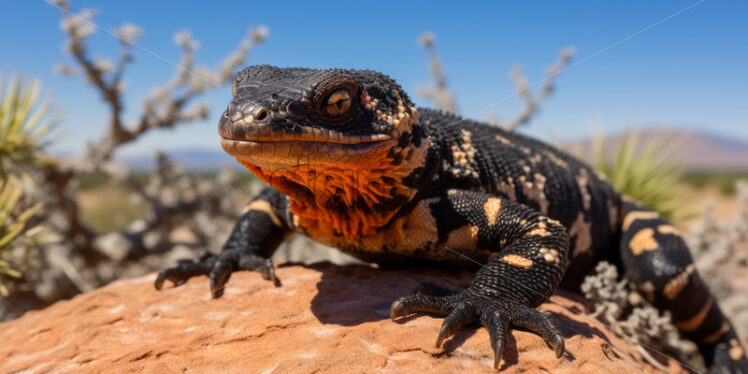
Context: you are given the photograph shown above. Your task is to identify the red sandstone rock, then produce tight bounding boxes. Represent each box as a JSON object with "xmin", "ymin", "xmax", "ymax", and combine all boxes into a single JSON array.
[{"xmin": 0, "ymin": 263, "xmax": 687, "ymax": 373}]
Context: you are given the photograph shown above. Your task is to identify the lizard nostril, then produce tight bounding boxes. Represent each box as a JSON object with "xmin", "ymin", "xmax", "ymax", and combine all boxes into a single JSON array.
[{"xmin": 255, "ymin": 108, "xmax": 269, "ymax": 122}]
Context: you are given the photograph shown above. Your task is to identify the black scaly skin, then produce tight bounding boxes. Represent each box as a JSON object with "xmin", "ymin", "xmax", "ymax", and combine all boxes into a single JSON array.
[{"xmin": 155, "ymin": 65, "xmax": 748, "ymax": 372}]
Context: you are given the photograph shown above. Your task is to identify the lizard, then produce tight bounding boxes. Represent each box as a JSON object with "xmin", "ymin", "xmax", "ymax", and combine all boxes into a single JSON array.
[{"xmin": 154, "ymin": 65, "xmax": 748, "ymax": 372}]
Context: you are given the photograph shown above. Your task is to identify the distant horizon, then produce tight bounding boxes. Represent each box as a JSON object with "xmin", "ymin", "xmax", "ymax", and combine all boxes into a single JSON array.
[
  {"xmin": 3, "ymin": 1, "xmax": 748, "ymax": 158},
  {"xmin": 48, "ymin": 121, "xmax": 748, "ymax": 156},
  {"xmin": 106, "ymin": 127, "xmax": 748, "ymax": 172}
]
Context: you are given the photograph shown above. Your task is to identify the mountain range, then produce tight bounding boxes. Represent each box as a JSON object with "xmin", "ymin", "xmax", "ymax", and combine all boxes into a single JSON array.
[{"xmin": 567, "ymin": 129, "xmax": 748, "ymax": 171}]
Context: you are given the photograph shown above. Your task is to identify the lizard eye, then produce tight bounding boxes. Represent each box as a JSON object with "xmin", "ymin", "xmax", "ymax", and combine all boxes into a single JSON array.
[
  {"xmin": 322, "ymin": 89, "xmax": 352, "ymax": 118},
  {"xmin": 314, "ymin": 77, "xmax": 359, "ymax": 122}
]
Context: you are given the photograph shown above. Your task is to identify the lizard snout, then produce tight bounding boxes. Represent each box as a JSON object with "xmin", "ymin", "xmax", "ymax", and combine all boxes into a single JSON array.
[
  {"xmin": 219, "ymin": 102, "xmax": 273, "ymax": 140},
  {"xmin": 225, "ymin": 102, "xmax": 269, "ymax": 125}
]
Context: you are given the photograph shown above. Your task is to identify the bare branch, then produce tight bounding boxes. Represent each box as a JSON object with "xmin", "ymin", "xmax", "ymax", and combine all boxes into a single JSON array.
[
  {"xmin": 502, "ymin": 47, "xmax": 575, "ymax": 132},
  {"xmin": 416, "ymin": 32, "xmax": 573, "ymax": 131},
  {"xmin": 416, "ymin": 32, "xmax": 458, "ymax": 114},
  {"xmin": 54, "ymin": 2, "xmax": 267, "ymax": 166}
]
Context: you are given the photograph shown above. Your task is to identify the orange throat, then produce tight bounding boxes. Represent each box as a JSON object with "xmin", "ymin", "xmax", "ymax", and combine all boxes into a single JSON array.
[{"xmin": 237, "ymin": 137, "xmax": 429, "ymax": 239}]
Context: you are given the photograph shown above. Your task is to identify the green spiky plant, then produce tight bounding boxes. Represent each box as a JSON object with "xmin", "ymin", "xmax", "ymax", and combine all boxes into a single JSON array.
[
  {"xmin": 0, "ymin": 176, "xmax": 44, "ymax": 296},
  {"xmin": 593, "ymin": 131, "xmax": 694, "ymax": 221},
  {"xmin": 0, "ymin": 76, "xmax": 56, "ymax": 296},
  {"xmin": 0, "ymin": 76, "xmax": 55, "ymax": 175}
]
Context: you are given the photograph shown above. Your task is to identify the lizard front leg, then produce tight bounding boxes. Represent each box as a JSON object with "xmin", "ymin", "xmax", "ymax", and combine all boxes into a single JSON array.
[
  {"xmin": 154, "ymin": 187, "xmax": 292, "ymax": 297},
  {"xmin": 390, "ymin": 189, "xmax": 569, "ymax": 368}
]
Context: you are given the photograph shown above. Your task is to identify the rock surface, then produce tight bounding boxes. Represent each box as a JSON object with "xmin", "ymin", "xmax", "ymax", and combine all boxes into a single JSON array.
[{"xmin": 0, "ymin": 263, "xmax": 687, "ymax": 373}]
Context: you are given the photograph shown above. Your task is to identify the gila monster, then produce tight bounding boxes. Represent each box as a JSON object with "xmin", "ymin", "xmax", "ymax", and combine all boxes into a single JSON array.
[{"xmin": 155, "ymin": 65, "xmax": 747, "ymax": 372}]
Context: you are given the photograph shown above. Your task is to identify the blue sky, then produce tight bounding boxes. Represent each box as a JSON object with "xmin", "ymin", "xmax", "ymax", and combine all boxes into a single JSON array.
[{"xmin": 2, "ymin": 1, "xmax": 747, "ymax": 158}]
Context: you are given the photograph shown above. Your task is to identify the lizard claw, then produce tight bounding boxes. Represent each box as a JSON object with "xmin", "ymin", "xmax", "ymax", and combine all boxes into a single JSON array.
[
  {"xmin": 512, "ymin": 309, "xmax": 564, "ymax": 358},
  {"xmin": 482, "ymin": 310, "xmax": 509, "ymax": 369},
  {"xmin": 154, "ymin": 249, "xmax": 281, "ymax": 297},
  {"xmin": 435, "ymin": 302, "xmax": 475, "ymax": 348}
]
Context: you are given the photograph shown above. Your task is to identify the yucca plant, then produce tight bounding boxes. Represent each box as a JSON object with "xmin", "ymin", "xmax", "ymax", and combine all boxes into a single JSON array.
[
  {"xmin": 593, "ymin": 130, "xmax": 694, "ymax": 221},
  {"xmin": 0, "ymin": 76, "xmax": 57, "ymax": 297},
  {"xmin": 0, "ymin": 75, "xmax": 55, "ymax": 176},
  {"xmin": 0, "ymin": 176, "xmax": 45, "ymax": 296}
]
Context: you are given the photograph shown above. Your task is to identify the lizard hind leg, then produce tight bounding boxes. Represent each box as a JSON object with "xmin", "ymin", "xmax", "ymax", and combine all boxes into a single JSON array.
[
  {"xmin": 391, "ymin": 190, "xmax": 569, "ymax": 368},
  {"xmin": 618, "ymin": 202, "xmax": 748, "ymax": 372}
]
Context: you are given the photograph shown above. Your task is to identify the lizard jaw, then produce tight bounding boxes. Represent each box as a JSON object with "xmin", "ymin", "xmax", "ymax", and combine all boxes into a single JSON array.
[{"xmin": 220, "ymin": 137, "xmax": 398, "ymax": 169}]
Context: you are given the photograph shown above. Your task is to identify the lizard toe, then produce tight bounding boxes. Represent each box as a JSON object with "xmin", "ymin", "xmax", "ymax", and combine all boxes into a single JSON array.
[
  {"xmin": 154, "ymin": 257, "xmax": 214, "ymax": 290},
  {"xmin": 209, "ymin": 255, "xmax": 234, "ymax": 298},
  {"xmin": 390, "ymin": 293, "xmax": 456, "ymax": 320},
  {"xmin": 512, "ymin": 308, "xmax": 565, "ymax": 358},
  {"xmin": 480, "ymin": 309, "xmax": 510, "ymax": 369},
  {"xmin": 435, "ymin": 302, "xmax": 476, "ymax": 348}
]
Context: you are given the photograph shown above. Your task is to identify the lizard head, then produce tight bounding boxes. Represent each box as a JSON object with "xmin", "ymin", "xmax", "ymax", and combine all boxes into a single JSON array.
[
  {"xmin": 219, "ymin": 66, "xmax": 430, "ymax": 239},
  {"xmin": 219, "ymin": 65, "xmax": 421, "ymax": 170}
]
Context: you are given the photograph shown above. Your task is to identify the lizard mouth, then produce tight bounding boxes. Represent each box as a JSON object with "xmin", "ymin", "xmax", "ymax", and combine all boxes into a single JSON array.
[
  {"xmin": 220, "ymin": 130, "xmax": 397, "ymax": 168},
  {"xmin": 218, "ymin": 108, "xmax": 398, "ymax": 168},
  {"xmin": 219, "ymin": 127, "xmax": 392, "ymax": 145}
]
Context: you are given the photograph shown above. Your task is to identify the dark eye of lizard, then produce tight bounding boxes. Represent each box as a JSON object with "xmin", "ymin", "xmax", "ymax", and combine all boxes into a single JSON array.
[{"xmin": 322, "ymin": 89, "xmax": 352, "ymax": 118}]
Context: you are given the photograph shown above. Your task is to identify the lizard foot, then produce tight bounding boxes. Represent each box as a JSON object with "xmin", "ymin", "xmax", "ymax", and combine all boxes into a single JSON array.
[
  {"xmin": 390, "ymin": 283, "xmax": 564, "ymax": 369},
  {"xmin": 154, "ymin": 250, "xmax": 281, "ymax": 298}
]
